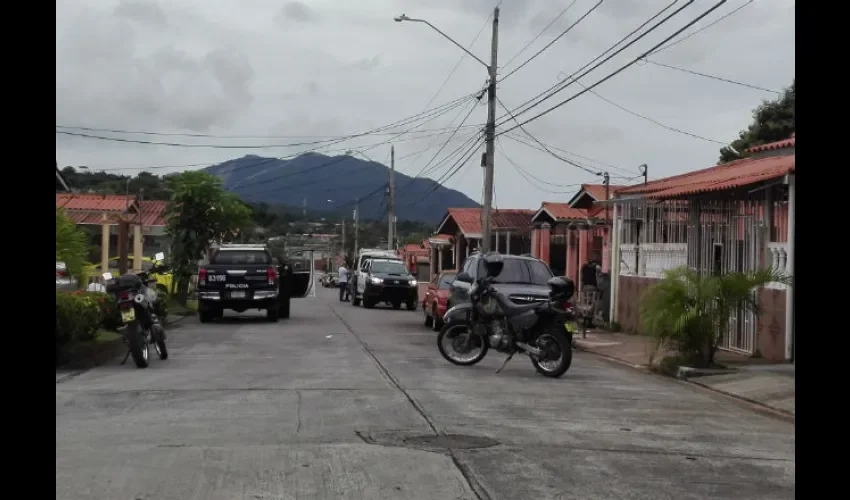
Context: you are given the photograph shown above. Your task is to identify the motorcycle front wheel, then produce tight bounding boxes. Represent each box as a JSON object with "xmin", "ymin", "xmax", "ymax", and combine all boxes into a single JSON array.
[
  {"xmin": 530, "ymin": 328, "xmax": 572, "ymax": 378},
  {"xmin": 125, "ymin": 320, "xmax": 150, "ymax": 368},
  {"xmin": 437, "ymin": 321, "xmax": 489, "ymax": 366}
]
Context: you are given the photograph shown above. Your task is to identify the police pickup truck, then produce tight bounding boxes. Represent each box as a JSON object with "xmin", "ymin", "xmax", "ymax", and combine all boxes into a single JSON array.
[{"xmin": 197, "ymin": 244, "xmax": 314, "ymax": 323}]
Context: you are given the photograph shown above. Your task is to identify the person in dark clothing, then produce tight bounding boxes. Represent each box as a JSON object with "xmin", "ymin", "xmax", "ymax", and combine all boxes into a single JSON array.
[{"xmin": 580, "ymin": 260, "xmax": 598, "ymax": 290}]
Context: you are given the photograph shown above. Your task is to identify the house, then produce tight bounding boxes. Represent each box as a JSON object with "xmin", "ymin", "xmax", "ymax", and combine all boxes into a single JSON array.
[
  {"xmin": 56, "ymin": 193, "xmax": 169, "ymax": 272},
  {"xmin": 607, "ymin": 135, "xmax": 795, "ymax": 362},
  {"xmin": 529, "ymin": 184, "xmax": 621, "ymax": 283},
  {"xmin": 398, "ymin": 242, "xmax": 430, "ymax": 281},
  {"xmin": 427, "ymin": 208, "xmax": 535, "ymax": 279}
]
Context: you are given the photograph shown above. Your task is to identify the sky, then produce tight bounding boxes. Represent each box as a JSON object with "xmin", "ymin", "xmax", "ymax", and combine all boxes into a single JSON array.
[{"xmin": 56, "ymin": 0, "xmax": 795, "ymax": 210}]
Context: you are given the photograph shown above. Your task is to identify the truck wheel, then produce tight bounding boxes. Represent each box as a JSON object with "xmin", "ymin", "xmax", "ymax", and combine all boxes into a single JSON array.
[
  {"xmin": 392, "ymin": 301, "xmax": 401, "ymax": 310},
  {"xmin": 266, "ymin": 306, "xmax": 279, "ymax": 322},
  {"xmin": 199, "ymin": 304, "xmax": 213, "ymax": 323},
  {"xmin": 352, "ymin": 295, "xmax": 361, "ymax": 306},
  {"xmin": 363, "ymin": 298, "xmax": 375, "ymax": 309},
  {"xmin": 406, "ymin": 301, "xmax": 416, "ymax": 311},
  {"xmin": 279, "ymin": 295, "xmax": 291, "ymax": 319}
]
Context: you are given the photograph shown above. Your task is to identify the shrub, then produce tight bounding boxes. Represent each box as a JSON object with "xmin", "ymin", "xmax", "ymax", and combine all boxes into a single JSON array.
[{"xmin": 56, "ymin": 291, "xmax": 100, "ymax": 344}]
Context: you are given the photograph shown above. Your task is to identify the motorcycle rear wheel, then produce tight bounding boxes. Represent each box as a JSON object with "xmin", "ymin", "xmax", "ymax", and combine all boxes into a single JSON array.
[
  {"xmin": 530, "ymin": 328, "xmax": 572, "ymax": 378},
  {"xmin": 437, "ymin": 321, "xmax": 489, "ymax": 366},
  {"xmin": 126, "ymin": 321, "xmax": 150, "ymax": 368},
  {"xmin": 153, "ymin": 327, "xmax": 168, "ymax": 360}
]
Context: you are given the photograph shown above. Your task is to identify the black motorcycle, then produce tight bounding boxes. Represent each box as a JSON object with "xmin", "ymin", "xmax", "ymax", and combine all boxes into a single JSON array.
[
  {"xmin": 437, "ymin": 253, "xmax": 577, "ymax": 378},
  {"xmin": 105, "ymin": 266, "xmax": 168, "ymax": 369}
]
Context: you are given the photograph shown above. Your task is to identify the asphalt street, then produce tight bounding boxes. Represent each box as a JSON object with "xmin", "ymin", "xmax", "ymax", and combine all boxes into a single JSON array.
[{"xmin": 56, "ymin": 286, "xmax": 795, "ymax": 500}]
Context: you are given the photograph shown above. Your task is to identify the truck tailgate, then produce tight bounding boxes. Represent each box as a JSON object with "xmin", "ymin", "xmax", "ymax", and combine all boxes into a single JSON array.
[{"xmin": 201, "ymin": 265, "xmax": 275, "ymax": 299}]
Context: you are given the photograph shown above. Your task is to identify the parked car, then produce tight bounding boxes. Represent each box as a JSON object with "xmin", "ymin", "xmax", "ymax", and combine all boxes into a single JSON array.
[
  {"xmin": 322, "ymin": 273, "xmax": 339, "ymax": 287},
  {"xmin": 353, "ymin": 258, "xmax": 418, "ymax": 310},
  {"xmin": 56, "ymin": 261, "xmax": 78, "ymax": 291},
  {"xmin": 448, "ymin": 252, "xmax": 555, "ymax": 309},
  {"xmin": 422, "ymin": 270, "xmax": 456, "ymax": 331}
]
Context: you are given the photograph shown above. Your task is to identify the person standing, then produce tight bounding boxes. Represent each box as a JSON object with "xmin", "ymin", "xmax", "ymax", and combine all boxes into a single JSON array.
[{"xmin": 337, "ymin": 264, "xmax": 349, "ymax": 301}]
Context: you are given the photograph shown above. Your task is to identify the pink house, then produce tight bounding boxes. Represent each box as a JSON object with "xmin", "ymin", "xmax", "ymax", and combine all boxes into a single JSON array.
[
  {"xmin": 607, "ymin": 135, "xmax": 795, "ymax": 362},
  {"xmin": 529, "ymin": 184, "xmax": 621, "ymax": 286}
]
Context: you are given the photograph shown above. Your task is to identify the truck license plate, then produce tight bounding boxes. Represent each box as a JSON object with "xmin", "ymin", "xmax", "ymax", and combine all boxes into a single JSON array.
[
  {"xmin": 121, "ymin": 308, "xmax": 136, "ymax": 322},
  {"xmin": 230, "ymin": 291, "xmax": 246, "ymax": 299}
]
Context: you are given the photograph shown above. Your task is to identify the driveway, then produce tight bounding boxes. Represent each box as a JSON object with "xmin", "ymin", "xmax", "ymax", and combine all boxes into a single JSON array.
[{"xmin": 56, "ymin": 288, "xmax": 795, "ymax": 499}]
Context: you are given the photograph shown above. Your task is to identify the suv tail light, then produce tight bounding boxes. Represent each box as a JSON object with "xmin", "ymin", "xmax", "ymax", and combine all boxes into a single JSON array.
[
  {"xmin": 267, "ymin": 267, "xmax": 277, "ymax": 285},
  {"xmin": 198, "ymin": 268, "xmax": 207, "ymax": 285},
  {"xmin": 118, "ymin": 291, "xmax": 132, "ymax": 301}
]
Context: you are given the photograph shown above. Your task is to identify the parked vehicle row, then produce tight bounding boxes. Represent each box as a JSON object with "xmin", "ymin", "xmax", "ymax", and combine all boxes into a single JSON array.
[{"xmin": 321, "ymin": 273, "xmax": 339, "ymax": 288}]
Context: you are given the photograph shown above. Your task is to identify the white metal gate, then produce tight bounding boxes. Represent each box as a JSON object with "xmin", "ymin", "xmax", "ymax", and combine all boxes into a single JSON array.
[{"xmin": 691, "ymin": 200, "xmax": 761, "ymax": 354}]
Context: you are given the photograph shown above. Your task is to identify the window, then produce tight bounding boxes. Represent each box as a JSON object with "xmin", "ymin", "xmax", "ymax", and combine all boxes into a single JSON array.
[
  {"xmin": 527, "ymin": 260, "xmax": 555, "ymax": 285},
  {"xmin": 438, "ymin": 272, "xmax": 456, "ymax": 289},
  {"xmin": 489, "ymin": 258, "xmax": 530, "ymax": 284},
  {"xmin": 210, "ymin": 250, "xmax": 271, "ymax": 265},
  {"xmin": 370, "ymin": 260, "xmax": 408, "ymax": 274}
]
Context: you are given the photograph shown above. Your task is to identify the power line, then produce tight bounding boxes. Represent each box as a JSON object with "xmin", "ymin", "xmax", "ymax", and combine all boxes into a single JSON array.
[
  {"xmin": 398, "ymin": 137, "xmax": 484, "ymax": 209},
  {"xmin": 649, "ymin": 0, "xmax": 754, "ymax": 56},
  {"xmin": 499, "ymin": 0, "xmax": 578, "ymax": 71},
  {"xmin": 501, "ymin": 131, "xmax": 625, "ymax": 174},
  {"xmin": 56, "ymin": 93, "xmax": 475, "ymax": 150},
  {"xmin": 497, "ymin": 1, "xmax": 729, "ymax": 136},
  {"xmin": 565, "ymin": 76, "xmax": 727, "ymax": 144},
  {"xmin": 494, "ymin": 0, "xmax": 681, "ymax": 127},
  {"xmin": 496, "ymin": 138, "xmax": 593, "ymax": 193},
  {"xmin": 498, "ymin": 0, "xmax": 603, "ymax": 83},
  {"xmin": 638, "ymin": 58, "xmax": 780, "ymax": 93}
]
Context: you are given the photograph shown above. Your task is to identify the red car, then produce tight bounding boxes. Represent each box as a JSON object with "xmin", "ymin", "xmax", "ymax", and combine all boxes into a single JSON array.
[{"xmin": 422, "ymin": 270, "xmax": 456, "ymax": 331}]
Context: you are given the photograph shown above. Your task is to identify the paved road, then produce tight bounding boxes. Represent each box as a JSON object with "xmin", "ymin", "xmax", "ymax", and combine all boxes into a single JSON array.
[{"xmin": 56, "ymin": 288, "xmax": 795, "ymax": 500}]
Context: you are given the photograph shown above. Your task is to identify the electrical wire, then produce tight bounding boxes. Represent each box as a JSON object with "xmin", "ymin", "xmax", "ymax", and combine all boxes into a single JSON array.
[
  {"xmin": 397, "ymin": 137, "xmax": 484, "ymax": 209},
  {"xmin": 638, "ymin": 58, "xmax": 780, "ymax": 93},
  {"xmin": 497, "ymin": 1, "xmax": 729, "ymax": 136},
  {"xmin": 494, "ymin": 0, "xmax": 681, "ymax": 127},
  {"xmin": 560, "ymin": 73, "xmax": 727, "ymax": 144},
  {"xmin": 648, "ymin": 0, "xmax": 754, "ymax": 56},
  {"xmin": 498, "ymin": 0, "xmax": 603, "ymax": 83},
  {"xmin": 501, "ymin": 131, "xmax": 625, "ymax": 175},
  {"xmin": 499, "ymin": 0, "xmax": 578, "ymax": 72}
]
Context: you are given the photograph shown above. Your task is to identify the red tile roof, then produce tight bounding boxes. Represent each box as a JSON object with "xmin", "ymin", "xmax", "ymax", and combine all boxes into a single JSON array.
[
  {"xmin": 57, "ymin": 194, "xmax": 169, "ymax": 227},
  {"xmin": 580, "ymin": 184, "xmax": 622, "ymax": 201},
  {"xmin": 442, "ymin": 208, "xmax": 535, "ymax": 235},
  {"xmin": 538, "ymin": 202, "xmax": 588, "ymax": 221},
  {"xmin": 429, "ymin": 233, "xmax": 454, "ymax": 244},
  {"xmin": 56, "ymin": 193, "xmax": 136, "ymax": 211},
  {"xmin": 617, "ymin": 155, "xmax": 795, "ymax": 200},
  {"xmin": 747, "ymin": 133, "xmax": 795, "ymax": 153}
]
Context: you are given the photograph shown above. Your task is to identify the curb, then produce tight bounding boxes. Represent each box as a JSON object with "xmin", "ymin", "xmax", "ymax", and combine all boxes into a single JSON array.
[
  {"xmin": 56, "ymin": 339, "xmax": 125, "ymax": 379},
  {"xmin": 574, "ymin": 344, "xmax": 795, "ymax": 423}
]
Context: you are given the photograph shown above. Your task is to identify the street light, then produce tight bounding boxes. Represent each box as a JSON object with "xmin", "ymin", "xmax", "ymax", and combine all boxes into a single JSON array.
[{"xmin": 394, "ymin": 9, "xmax": 500, "ymax": 253}]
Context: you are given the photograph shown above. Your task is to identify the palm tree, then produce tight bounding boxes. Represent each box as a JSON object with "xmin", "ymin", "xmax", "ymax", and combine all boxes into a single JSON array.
[
  {"xmin": 56, "ymin": 208, "xmax": 90, "ymax": 286},
  {"xmin": 640, "ymin": 266, "xmax": 792, "ymax": 368}
]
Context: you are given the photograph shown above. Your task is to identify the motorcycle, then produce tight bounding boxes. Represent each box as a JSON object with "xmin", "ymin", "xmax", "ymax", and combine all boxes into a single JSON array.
[
  {"xmin": 103, "ymin": 265, "xmax": 168, "ymax": 369},
  {"xmin": 436, "ymin": 253, "xmax": 577, "ymax": 378}
]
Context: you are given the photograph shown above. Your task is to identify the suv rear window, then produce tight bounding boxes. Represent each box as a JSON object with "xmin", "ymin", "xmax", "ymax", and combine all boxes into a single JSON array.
[
  {"xmin": 210, "ymin": 250, "xmax": 271, "ymax": 265},
  {"xmin": 482, "ymin": 257, "xmax": 553, "ymax": 285}
]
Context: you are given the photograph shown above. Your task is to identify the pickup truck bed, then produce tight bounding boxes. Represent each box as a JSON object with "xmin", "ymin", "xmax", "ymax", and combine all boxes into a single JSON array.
[{"xmin": 197, "ymin": 247, "xmax": 281, "ymax": 322}]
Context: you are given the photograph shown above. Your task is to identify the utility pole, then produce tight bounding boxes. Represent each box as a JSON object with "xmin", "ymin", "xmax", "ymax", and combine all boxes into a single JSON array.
[
  {"xmin": 353, "ymin": 198, "xmax": 359, "ymax": 256},
  {"xmin": 639, "ymin": 164, "xmax": 648, "ymax": 185},
  {"xmin": 341, "ymin": 220, "xmax": 346, "ymax": 264},
  {"xmin": 480, "ymin": 6, "xmax": 500, "ymax": 254},
  {"xmin": 302, "ymin": 196, "xmax": 307, "ymax": 216},
  {"xmin": 603, "ymin": 171, "xmax": 612, "ymax": 273},
  {"xmin": 388, "ymin": 145, "xmax": 395, "ymax": 251}
]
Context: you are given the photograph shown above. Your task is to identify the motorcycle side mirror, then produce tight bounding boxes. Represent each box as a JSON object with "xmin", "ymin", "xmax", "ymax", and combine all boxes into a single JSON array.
[{"xmin": 454, "ymin": 272, "xmax": 473, "ymax": 284}]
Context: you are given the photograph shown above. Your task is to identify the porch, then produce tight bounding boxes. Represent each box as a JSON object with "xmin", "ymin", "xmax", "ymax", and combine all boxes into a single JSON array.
[{"xmin": 609, "ymin": 148, "xmax": 795, "ymax": 362}]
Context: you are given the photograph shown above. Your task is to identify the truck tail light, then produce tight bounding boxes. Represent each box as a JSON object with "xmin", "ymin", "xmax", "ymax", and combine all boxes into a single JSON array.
[
  {"xmin": 267, "ymin": 267, "xmax": 277, "ymax": 285},
  {"xmin": 198, "ymin": 268, "xmax": 207, "ymax": 285}
]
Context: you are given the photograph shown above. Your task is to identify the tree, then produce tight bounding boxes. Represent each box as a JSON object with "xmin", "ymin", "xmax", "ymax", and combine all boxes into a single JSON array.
[
  {"xmin": 640, "ymin": 267, "xmax": 791, "ymax": 369},
  {"xmin": 718, "ymin": 79, "xmax": 795, "ymax": 163},
  {"xmin": 56, "ymin": 207, "xmax": 90, "ymax": 285},
  {"xmin": 165, "ymin": 171, "xmax": 253, "ymax": 302}
]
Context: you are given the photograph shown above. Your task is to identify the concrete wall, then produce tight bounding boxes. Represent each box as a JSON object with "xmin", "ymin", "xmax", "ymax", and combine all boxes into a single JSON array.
[
  {"xmin": 615, "ymin": 275, "xmax": 661, "ymax": 333},
  {"xmin": 757, "ymin": 288, "xmax": 788, "ymax": 362}
]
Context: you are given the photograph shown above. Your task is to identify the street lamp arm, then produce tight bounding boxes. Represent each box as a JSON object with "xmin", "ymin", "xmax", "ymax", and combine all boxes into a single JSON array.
[{"xmin": 394, "ymin": 14, "xmax": 490, "ymax": 69}]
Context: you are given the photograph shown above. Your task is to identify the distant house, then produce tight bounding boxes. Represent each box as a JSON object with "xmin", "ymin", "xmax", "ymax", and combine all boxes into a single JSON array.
[{"xmin": 428, "ymin": 208, "xmax": 535, "ymax": 278}]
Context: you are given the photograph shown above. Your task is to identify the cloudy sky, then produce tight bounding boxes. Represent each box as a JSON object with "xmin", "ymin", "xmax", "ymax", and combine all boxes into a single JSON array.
[{"xmin": 56, "ymin": 0, "xmax": 795, "ymax": 209}]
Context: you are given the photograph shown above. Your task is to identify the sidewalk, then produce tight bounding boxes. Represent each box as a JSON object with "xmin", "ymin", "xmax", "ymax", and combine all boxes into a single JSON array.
[{"xmin": 574, "ymin": 331, "xmax": 795, "ymax": 416}]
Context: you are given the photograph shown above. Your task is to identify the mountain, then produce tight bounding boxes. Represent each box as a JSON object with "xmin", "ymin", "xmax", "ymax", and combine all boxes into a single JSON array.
[{"xmin": 204, "ymin": 153, "xmax": 480, "ymax": 222}]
